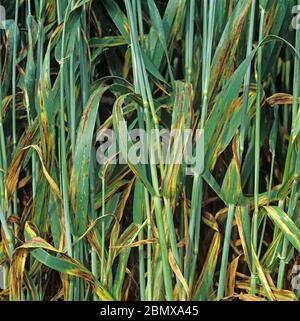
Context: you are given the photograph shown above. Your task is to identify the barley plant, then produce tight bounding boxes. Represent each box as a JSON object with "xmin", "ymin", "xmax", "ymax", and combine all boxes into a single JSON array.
[{"xmin": 0, "ymin": 0, "xmax": 300, "ymax": 301}]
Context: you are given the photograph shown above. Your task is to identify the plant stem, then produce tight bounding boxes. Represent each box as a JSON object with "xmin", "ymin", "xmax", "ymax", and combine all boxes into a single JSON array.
[
  {"xmin": 12, "ymin": 0, "xmax": 19, "ymax": 154},
  {"xmin": 12, "ymin": 0, "xmax": 19, "ymax": 217},
  {"xmin": 185, "ymin": 0, "xmax": 195, "ymax": 84},
  {"xmin": 90, "ymin": 154, "xmax": 98, "ymax": 301},
  {"xmin": 0, "ymin": 28, "xmax": 7, "ymax": 199},
  {"xmin": 251, "ymin": 6, "xmax": 265, "ymax": 294},
  {"xmin": 59, "ymin": 5, "xmax": 74, "ymax": 300},
  {"xmin": 240, "ymin": 0, "xmax": 256, "ymax": 159},
  {"xmin": 100, "ymin": 176, "xmax": 105, "ymax": 284},
  {"xmin": 185, "ymin": 0, "xmax": 215, "ymax": 289},
  {"xmin": 217, "ymin": 204, "xmax": 235, "ymax": 300}
]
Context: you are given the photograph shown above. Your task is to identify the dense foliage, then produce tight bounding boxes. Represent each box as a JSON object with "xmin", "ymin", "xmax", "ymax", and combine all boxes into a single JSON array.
[{"xmin": 0, "ymin": 0, "xmax": 300, "ymax": 301}]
